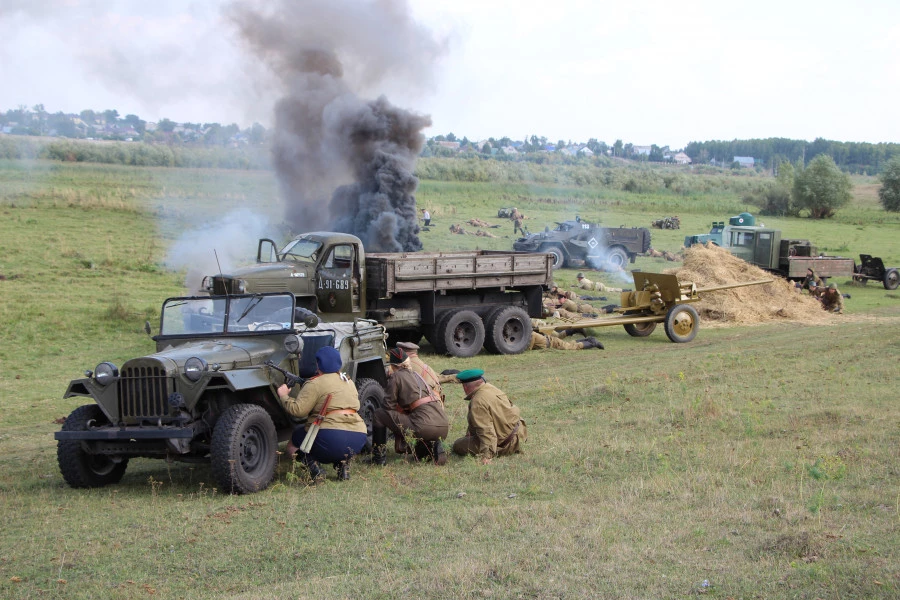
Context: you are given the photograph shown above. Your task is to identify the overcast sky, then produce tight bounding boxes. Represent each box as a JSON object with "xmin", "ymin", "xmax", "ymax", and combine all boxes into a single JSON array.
[{"xmin": 1, "ymin": 0, "xmax": 898, "ymax": 149}]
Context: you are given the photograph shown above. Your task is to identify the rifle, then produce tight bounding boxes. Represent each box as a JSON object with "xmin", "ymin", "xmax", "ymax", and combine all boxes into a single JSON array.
[
  {"xmin": 264, "ymin": 360, "xmax": 306, "ymax": 389},
  {"xmin": 299, "ymin": 393, "xmax": 333, "ymax": 454}
]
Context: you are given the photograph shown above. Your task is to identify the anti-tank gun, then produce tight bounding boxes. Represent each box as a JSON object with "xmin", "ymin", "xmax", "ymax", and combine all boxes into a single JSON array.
[{"xmin": 536, "ymin": 272, "xmax": 772, "ymax": 343}]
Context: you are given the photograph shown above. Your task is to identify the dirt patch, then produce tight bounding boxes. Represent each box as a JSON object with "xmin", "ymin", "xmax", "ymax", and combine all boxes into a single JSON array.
[{"xmin": 665, "ymin": 243, "xmax": 839, "ymax": 327}]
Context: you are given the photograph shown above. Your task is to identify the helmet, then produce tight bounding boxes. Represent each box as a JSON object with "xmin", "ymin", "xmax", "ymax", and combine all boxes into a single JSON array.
[{"xmin": 576, "ymin": 272, "xmax": 584, "ymax": 279}]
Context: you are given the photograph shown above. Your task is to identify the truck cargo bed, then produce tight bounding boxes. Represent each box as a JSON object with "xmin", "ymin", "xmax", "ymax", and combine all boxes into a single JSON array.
[{"xmin": 365, "ymin": 250, "xmax": 553, "ymax": 297}]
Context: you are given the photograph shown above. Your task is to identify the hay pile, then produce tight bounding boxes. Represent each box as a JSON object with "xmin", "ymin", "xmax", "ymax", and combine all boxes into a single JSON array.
[{"xmin": 664, "ymin": 243, "xmax": 836, "ymax": 326}]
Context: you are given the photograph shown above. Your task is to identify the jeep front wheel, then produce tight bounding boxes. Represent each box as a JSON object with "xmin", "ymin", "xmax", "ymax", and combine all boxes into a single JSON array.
[
  {"xmin": 211, "ymin": 404, "xmax": 277, "ymax": 494},
  {"xmin": 58, "ymin": 405, "xmax": 129, "ymax": 488},
  {"xmin": 355, "ymin": 378, "xmax": 385, "ymax": 452}
]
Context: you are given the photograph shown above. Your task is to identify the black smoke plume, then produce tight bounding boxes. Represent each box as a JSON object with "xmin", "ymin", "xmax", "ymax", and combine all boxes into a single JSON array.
[{"xmin": 227, "ymin": 0, "xmax": 442, "ymax": 252}]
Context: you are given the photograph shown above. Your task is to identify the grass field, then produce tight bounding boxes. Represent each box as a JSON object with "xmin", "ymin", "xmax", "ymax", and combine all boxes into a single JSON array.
[{"xmin": 0, "ymin": 160, "xmax": 898, "ymax": 599}]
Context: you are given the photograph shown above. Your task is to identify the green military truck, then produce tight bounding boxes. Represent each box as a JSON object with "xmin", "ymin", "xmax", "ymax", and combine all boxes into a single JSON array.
[
  {"xmin": 55, "ymin": 292, "xmax": 389, "ymax": 494},
  {"xmin": 203, "ymin": 232, "xmax": 553, "ymax": 358},
  {"xmin": 684, "ymin": 213, "xmax": 856, "ymax": 282}
]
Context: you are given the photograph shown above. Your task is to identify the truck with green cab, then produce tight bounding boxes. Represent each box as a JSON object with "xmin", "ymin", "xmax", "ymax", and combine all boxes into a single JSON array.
[{"xmin": 203, "ymin": 231, "xmax": 553, "ymax": 358}]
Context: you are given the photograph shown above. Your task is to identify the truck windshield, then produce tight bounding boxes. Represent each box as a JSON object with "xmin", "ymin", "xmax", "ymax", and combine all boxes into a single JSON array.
[
  {"xmin": 160, "ymin": 294, "xmax": 295, "ymax": 335},
  {"xmin": 279, "ymin": 239, "xmax": 322, "ymax": 262}
]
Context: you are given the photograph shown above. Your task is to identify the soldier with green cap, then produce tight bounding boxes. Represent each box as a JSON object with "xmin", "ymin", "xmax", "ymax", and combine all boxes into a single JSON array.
[{"xmin": 451, "ymin": 369, "xmax": 526, "ymax": 464}]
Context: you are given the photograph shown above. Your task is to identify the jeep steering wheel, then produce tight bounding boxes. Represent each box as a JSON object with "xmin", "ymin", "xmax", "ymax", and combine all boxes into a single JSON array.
[{"xmin": 253, "ymin": 322, "xmax": 284, "ymax": 331}]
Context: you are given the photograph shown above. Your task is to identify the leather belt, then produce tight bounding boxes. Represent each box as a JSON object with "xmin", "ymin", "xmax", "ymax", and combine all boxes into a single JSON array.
[
  {"xmin": 325, "ymin": 409, "xmax": 358, "ymax": 416},
  {"xmin": 405, "ymin": 396, "xmax": 436, "ymax": 412}
]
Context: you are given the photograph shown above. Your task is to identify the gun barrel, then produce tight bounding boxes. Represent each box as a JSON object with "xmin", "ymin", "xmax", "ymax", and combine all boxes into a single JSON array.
[{"xmin": 695, "ymin": 279, "xmax": 773, "ymax": 294}]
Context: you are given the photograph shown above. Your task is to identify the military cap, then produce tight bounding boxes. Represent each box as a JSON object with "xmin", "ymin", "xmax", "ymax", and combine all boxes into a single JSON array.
[
  {"xmin": 395, "ymin": 341, "xmax": 420, "ymax": 351},
  {"xmin": 456, "ymin": 369, "xmax": 485, "ymax": 383},
  {"xmin": 577, "ymin": 272, "xmax": 585, "ymax": 279},
  {"xmin": 388, "ymin": 347, "xmax": 408, "ymax": 365}
]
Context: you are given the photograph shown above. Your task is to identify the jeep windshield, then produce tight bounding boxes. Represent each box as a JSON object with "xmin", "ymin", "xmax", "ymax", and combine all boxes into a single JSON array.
[
  {"xmin": 279, "ymin": 238, "xmax": 322, "ymax": 262},
  {"xmin": 160, "ymin": 294, "xmax": 295, "ymax": 336}
]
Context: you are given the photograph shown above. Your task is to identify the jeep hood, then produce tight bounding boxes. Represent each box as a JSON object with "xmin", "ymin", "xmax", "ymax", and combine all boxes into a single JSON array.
[{"xmin": 150, "ymin": 338, "xmax": 281, "ymax": 370}]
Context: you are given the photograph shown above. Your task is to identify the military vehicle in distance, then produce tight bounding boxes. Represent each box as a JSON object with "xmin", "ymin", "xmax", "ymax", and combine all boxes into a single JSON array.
[
  {"xmin": 684, "ymin": 213, "xmax": 857, "ymax": 282},
  {"xmin": 651, "ymin": 216, "xmax": 680, "ymax": 229},
  {"xmin": 203, "ymin": 232, "xmax": 553, "ymax": 358},
  {"xmin": 512, "ymin": 218, "xmax": 651, "ymax": 270},
  {"xmin": 55, "ymin": 292, "xmax": 389, "ymax": 494}
]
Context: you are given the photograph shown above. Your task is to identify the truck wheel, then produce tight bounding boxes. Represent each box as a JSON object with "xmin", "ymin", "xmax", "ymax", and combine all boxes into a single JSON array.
[
  {"xmin": 624, "ymin": 321, "xmax": 657, "ymax": 337},
  {"xmin": 484, "ymin": 306, "xmax": 531, "ymax": 354},
  {"xmin": 437, "ymin": 309, "xmax": 485, "ymax": 357},
  {"xmin": 540, "ymin": 246, "xmax": 566, "ymax": 270},
  {"xmin": 211, "ymin": 404, "xmax": 277, "ymax": 494},
  {"xmin": 606, "ymin": 246, "xmax": 628, "ymax": 269},
  {"xmin": 57, "ymin": 405, "xmax": 129, "ymax": 488},
  {"xmin": 884, "ymin": 268, "xmax": 899, "ymax": 290},
  {"xmin": 355, "ymin": 378, "xmax": 385, "ymax": 452},
  {"xmin": 664, "ymin": 304, "xmax": 699, "ymax": 343}
]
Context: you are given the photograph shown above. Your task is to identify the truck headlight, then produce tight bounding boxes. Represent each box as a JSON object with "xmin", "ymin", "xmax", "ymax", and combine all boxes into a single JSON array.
[
  {"xmin": 184, "ymin": 357, "xmax": 208, "ymax": 382},
  {"xmin": 235, "ymin": 279, "xmax": 247, "ymax": 293},
  {"xmin": 94, "ymin": 362, "xmax": 119, "ymax": 386},
  {"xmin": 284, "ymin": 334, "xmax": 304, "ymax": 355}
]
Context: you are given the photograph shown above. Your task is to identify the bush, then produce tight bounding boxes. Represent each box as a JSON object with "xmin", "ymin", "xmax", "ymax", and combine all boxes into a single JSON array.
[
  {"xmin": 792, "ymin": 154, "xmax": 851, "ymax": 218},
  {"xmin": 877, "ymin": 157, "xmax": 900, "ymax": 212}
]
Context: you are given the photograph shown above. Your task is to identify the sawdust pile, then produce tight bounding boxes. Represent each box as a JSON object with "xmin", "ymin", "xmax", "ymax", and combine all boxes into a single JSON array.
[{"xmin": 665, "ymin": 243, "xmax": 836, "ymax": 326}]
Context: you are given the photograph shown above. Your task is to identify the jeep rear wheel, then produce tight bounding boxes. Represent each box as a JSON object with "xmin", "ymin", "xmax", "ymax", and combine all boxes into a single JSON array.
[
  {"xmin": 356, "ymin": 378, "xmax": 385, "ymax": 452},
  {"xmin": 211, "ymin": 404, "xmax": 277, "ymax": 494},
  {"xmin": 58, "ymin": 405, "xmax": 129, "ymax": 488}
]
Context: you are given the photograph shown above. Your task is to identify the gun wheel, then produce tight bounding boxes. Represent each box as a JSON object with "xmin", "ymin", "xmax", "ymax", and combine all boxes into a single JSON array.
[
  {"xmin": 664, "ymin": 304, "xmax": 699, "ymax": 343},
  {"xmin": 884, "ymin": 268, "xmax": 899, "ymax": 290},
  {"xmin": 624, "ymin": 321, "xmax": 657, "ymax": 337}
]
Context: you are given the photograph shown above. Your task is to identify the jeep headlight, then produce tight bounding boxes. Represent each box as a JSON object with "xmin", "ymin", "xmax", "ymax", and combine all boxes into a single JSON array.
[
  {"xmin": 94, "ymin": 362, "xmax": 119, "ymax": 386},
  {"xmin": 200, "ymin": 275, "xmax": 213, "ymax": 292},
  {"xmin": 234, "ymin": 278, "xmax": 247, "ymax": 293},
  {"xmin": 284, "ymin": 334, "xmax": 304, "ymax": 355},
  {"xmin": 184, "ymin": 357, "xmax": 208, "ymax": 382}
]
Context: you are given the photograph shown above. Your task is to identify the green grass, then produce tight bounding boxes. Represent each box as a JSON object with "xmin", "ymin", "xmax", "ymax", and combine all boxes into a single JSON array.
[{"xmin": 1, "ymin": 160, "xmax": 898, "ymax": 598}]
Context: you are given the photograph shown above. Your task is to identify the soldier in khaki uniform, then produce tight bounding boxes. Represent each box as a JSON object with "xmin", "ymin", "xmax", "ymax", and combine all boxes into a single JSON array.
[
  {"xmin": 277, "ymin": 346, "xmax": 367, "ymax": 482},
  {"xmin": 371, "ymin": 348, "xmax": 450, "ymax": 465},
  {"xmin": 395, "ymin": 341, "xmax": 445, "ymax": 402},
  {"xmin": 820, "ymin": 283, "xmax": 845, "ymax": 313},
  {"xmin": 576, "ymin": 272, "xmax": 623, "ymax": 293},
  {"xmin": 550, "ymin": 286, "xmax": 603, "ymax": 316},
  {"xmin": 528, "ymin": 330, "xmax": 603, "ymax": 350},
  {"xmin": 802, "ymin": 268, "xmax": 824, "ymax": 291},
  {"xmin": 451, "ymin": 369, "xmax": 526, "ymax": 463}
]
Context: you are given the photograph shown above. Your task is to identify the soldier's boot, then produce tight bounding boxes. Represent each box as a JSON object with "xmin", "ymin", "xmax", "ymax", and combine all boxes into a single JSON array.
[
  {"xmin": 432, "ymin": 440, "xmax": 448, "ymax": 466},
  {"xmin": 582, "ymin": 337, "xmax": 605, "ymax": 350},
  {"xmin": 560, "ymin": 328, "xmax": 580, "ymax": 338},
  {"xmin": 395, "ymin": 438, "xmax": 412, "ymax": 455},
  {"xmin": 335, "ymin": 461, "xmax": 350, "ymax": 481},
  {"xmin": 368, "ymin": 426, "xmax": 388, "ymax": 466},
  {"xmin": 299, "ymin": 455, "xmax": 325, "ymax": 482}
]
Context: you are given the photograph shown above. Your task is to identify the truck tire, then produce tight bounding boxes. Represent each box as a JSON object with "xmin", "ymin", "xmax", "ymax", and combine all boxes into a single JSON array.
[
  {"xmin": 663, "ymin": 304, "xmax": 699, "ymax": 343},
  {"xmin": 624, "ymin": 321, "xmax": 657, "ymax": 337},
  {"xmin": 540, "ymin": 245, "xmax": 566, "ymax": 270},
  {"xmin": 436, "ymin": 309, "xmax": 485, "ymax": 357},
  {"xmin": 484, "ymin": 306, "xmax": 531, "ymax": 354},
  {"xmin": 884, "ymin": 268, "xmax": 899, "ymax": 290},
  {"xmin": 57, "ymin": 405, "xmax": 129, "ymax": 488},
  {"xmin": 211, "ymin": 404, "xmax": 277, "ymax": 495},
  {"xmin": 606, "ymin": 246, "xmax": 628, "ymax": 269},
  {"xmin": 355, "ymin": 378, "xmax": 385, "ymax": 453}
]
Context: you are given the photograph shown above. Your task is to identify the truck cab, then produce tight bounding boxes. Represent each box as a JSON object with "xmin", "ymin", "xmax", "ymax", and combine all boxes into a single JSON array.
[{"xmin": 203, "ymin": 232, "xmax": 366, "ymax": 321}]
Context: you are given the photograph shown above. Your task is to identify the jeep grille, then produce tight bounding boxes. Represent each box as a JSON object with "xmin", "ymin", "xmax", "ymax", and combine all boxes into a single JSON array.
[{"xmin": 118, "ymin": 365, "xmax": 172, "ymax": 422}]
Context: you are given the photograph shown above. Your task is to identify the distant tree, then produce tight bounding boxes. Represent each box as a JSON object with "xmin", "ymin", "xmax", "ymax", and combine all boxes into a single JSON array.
[
  {"xmin": 158, "ymin": 118, "xmax": 177, "ymax": 133},
  {"xmin": 123, "ymin": 114, "xmax": 146, "ymax": 135},
  {"xmin": 481, "ymin": 142, "xmax": 492, "ymax": 154},
  {"xmin": 556, "ymin": 139, "xmax": 566, "ymax": 150},
  {"xmin": 878, "ymin": 156, "xmax": 900, "ymax": 211},
  {"xmin": 247, "ymin": 122, "xmax": 266, "ymax": 145},
  {"xmin": 446, "ymin": 132, "xmax": 457, "ymax": 142},
  {"xmin": 80, "ymin": 109, "xmax": 97, "ymax": 124},
  {"xmin": 792, "ymin": 154, "xmax": 852, "ymax": 218},
  {"xmin": 103, "ymin": 109, "xmax": 119, "ymax": 124},
  {"xmin": 613, "ymin": 139, "xmax": 623, "ymax": 157}
]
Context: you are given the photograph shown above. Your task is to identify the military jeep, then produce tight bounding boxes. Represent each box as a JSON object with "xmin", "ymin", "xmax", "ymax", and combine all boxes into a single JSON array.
[
  {"xmin": 55, "ymin": 292, "xmax": 388, "ymax": 494},
  {"xmin": 512, "ymin": 219, "xmax": 651, "ymax": 270}
]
